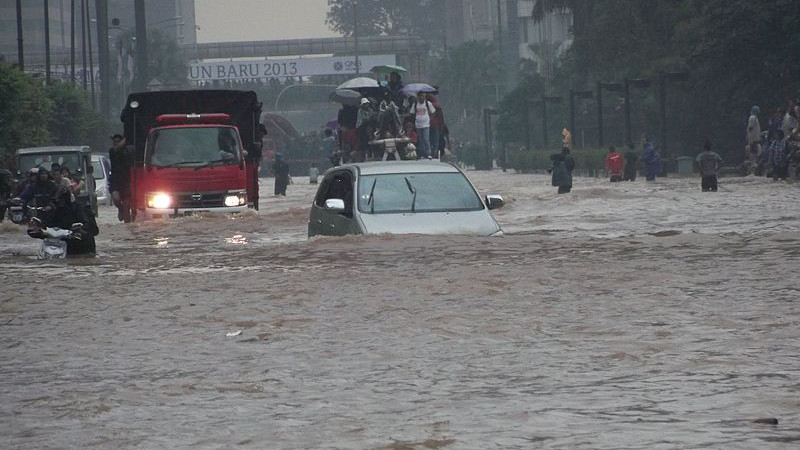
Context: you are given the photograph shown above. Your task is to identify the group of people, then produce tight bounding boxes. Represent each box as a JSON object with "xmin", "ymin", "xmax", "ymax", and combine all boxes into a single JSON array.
[
  {"xmin": 552, "ymin": 130, "xmax": 663, "ymax": 195},
  {"xmin": 331, "ymin": 71, "xmax": 449, "ymax": 164},
  {"xmin": 746, "ymin": 102, "xmax": 800, "ymax": 180},
  {"xmin": 1, "ymin": 164, "xmax": 97, "ymax": 254}
]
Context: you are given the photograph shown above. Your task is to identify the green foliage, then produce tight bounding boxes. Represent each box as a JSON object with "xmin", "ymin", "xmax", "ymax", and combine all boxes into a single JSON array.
[
  {"xmin": 434, "ymin": 41, "xmax": 504, "ymax": 142},
  {"xmin": 0, "ymin": 64, "xmax": 52, "ymax": 166},
  {"xmin": 147, "ymin": 29, "xmax": 188, "ymax": 88},
  {"xmin": 460, "ymin": 142, "xmax": 494, "ymax": 170},
  {"xmin": 500, "ymin": 0, "xmax": 800, "ymax": 162},
  {"xmin": 495, "ymin": 74, "xmax": 546, "ymax": 144},
  {"xmin": 508, "ymin": 147, "xmax": 608, "ymax": 174},
  {"xmin": 326, "ymin": 0, "xmax": 444, "ymax": 49}
]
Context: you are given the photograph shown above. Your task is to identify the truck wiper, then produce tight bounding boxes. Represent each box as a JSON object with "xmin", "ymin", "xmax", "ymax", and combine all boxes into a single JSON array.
[
  {"xmin": 193, "ymin": 159, "xmax": 229, "ymax": 170},
  {"xmin": 368, "ymin": 178, "xmax": 377, "ymax": 213},
  {"xmin": 154, "ymin": 160, "xmax": 204, "ymax": 169},
  {"xmin": 404, "ymin": 177, "xmax": 417, "ymax": 213}
]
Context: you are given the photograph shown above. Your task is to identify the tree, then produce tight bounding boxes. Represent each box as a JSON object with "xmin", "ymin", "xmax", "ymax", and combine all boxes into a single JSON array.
[
  {"xmin": 0, "ymin": 64, "xmax": 52, "ymax": 166},
  {"xmin": 46, "ymin": 82, "xmax": 112, "ymax": 152},
  {"xmin": 326, "ymin": 0, "xmax": 444, "ymax": 48}
]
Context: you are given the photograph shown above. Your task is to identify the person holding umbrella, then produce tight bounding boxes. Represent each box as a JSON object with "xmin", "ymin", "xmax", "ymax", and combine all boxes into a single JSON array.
[{"xmin": 410, "ymin": 91, "xmax": 436, "ymax": 159}]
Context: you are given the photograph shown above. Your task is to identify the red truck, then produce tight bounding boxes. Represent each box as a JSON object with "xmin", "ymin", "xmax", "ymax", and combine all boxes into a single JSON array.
[{"xmin": 121, "ymin": 90, "xmax": 262, "ymax": 219}]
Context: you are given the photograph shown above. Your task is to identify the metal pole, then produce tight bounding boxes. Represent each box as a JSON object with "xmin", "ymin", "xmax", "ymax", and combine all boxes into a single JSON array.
[
  {"xmin": 86, "ymin": 0, "xmax": 96, "ymax": 107},
  {"xmin": 134, "ymin": 0, "xmax": 148, "ymax": 91},
  {"xmin": 597, "ymin": 81, "xmax": 604, "ymax": 148},
  {"xmin": 659, "ymin": 72, "xmax": 667, "ymax": 155},
  {"xmin": 95, "ymin": 0, "xmax": 110, "ymax": 118},
  {"xmin": 524, "ymin": 101, "xmax": 531, "ymax": 151},
  {"xmin": 45, "ymin": 0, "xmax": 51, "ymax": 84},
  {"xmin": 81, "ymin": 0, "xmax": 87, "ymax": 89},
  {"xmin": 16, "ymin": 0, "xmax": 24, "ymax": 71},
  {"xmin": 541, "ymin": 95, "xmax": 548, "ymax": 147},
  {"xmin": 352, "ymin": 0, "xmax": 359, "ymax": 75},
  {"xmin": 624, "ymin": 77, "xmax": 631, "ymax": 145},
  {"xmin": 569, "ymin": 89, "xmax": 576, "ymax": 137},
  {"xmin": 70, "ymin": 0, "xmax": 75, "ymax": 84}
]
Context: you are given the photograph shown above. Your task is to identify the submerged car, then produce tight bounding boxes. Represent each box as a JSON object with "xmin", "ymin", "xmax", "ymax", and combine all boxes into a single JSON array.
[{"xmin": 308, "ymin": 161, "xmax": 504, "ymax": 237}]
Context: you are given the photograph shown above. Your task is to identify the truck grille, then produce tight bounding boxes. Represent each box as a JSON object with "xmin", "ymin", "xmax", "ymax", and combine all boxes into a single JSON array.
[{"xmin": 175, "ymin": 192, "xmax": 226, "ymax": 209}]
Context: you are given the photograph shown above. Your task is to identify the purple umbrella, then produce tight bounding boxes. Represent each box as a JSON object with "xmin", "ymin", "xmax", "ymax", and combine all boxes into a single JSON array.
[{"xmin": 325, "ymin": 119, "xmax": 339, "ymax": 130}]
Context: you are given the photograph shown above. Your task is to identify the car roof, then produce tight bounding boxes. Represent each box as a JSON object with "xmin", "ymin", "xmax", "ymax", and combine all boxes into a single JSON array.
[
  {"xmin": 337, "ymin": 161, "xmax": 462, "ymax": 176},
  {"xmin": 17, "ymin": 146, "xmax": 92, "ymax": 155}
]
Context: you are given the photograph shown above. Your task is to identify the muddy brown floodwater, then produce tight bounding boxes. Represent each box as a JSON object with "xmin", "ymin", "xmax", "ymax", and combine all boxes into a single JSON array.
[{"xmin": 1, "ymin": 173, "xmax": 799, "ymax": 449}]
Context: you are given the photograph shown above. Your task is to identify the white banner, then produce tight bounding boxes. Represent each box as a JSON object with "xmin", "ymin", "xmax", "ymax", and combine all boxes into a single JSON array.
[{"xmin": 189, "ymin": 55, "xmax": 396, "ymax": 81}]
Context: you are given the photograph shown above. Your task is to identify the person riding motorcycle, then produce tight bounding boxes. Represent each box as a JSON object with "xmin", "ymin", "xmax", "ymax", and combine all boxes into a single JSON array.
[
  {"xmin": 25, "ymin": 171, "xmax": 98, "ymax": 255},
  {"xmin": 18, "ymin": 167, "xmax": 58, "ymax": 223}
]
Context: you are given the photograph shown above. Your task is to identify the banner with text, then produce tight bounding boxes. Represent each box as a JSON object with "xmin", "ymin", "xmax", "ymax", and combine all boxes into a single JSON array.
[{"xmin": 189, "ymin": 55, "xmax": 396, "ymax": 81}]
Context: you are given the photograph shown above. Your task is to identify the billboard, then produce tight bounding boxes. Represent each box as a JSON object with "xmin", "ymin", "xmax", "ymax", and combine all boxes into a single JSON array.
[{"xmin": 189, "ymin": 55, "xmax": 396, "ymax": 81}]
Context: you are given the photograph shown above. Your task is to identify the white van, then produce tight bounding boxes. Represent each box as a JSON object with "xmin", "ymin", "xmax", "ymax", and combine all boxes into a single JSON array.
[{"xmin": 91, "ymin": 154, "xmax": 112, "ymax": 205}]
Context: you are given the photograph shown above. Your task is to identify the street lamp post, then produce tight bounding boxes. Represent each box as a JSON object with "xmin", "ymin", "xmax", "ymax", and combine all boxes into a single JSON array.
[
  {"xmin": 541, "ymin": 94, "xmax": 563, "ymax": 147},
  {"xmin": 569, "ymin": 89, "xmax": 593, "ymax": 145},
  {"xmin": 44, "ymin": 0, "xmax": 51, "ymax": 84},
  {"xmin": 95, "ymin": 0, "xmax": 110, "ymax": 118},
  {"xmin": 484, "ymin": 107, "xmax": 499, "ymax": 168},
  {"xmin": 16, "ymin": 0, "xmax": 24, "ymax": 71},
  {"xmin": 659, "ymin": 71, "xmax": 689, "ymax": 155},
  {"xmin": 597, "ymin": 81, "xmax": 622, "ymax": 147},
  {"xmin": 133, "ymin": 0, "xmax": 148, "ymax": 92},
  {"xmin": 624, "ymin": 77, "xmax": 651, "ymax": 145}
]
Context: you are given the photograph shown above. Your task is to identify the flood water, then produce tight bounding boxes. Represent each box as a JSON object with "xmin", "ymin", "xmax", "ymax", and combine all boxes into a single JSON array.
[{"xmin": 1, "ymin": 172, "xmax": 799, "ymax": 449}]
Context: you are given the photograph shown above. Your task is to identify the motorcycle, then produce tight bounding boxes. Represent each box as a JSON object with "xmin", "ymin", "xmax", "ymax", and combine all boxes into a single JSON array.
[
  {"xmin": 26, "ymin": 214, "xmax": 85, "ymax": 260},
  {"xmin": 3, "ymin": 198, "xmax": 26, "ymax": 224}
]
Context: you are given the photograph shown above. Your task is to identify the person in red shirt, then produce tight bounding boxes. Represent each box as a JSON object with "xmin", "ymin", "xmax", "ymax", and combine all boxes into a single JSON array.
[{"xmin": 605, "ymin": 146, "xmax": 624, "ymax": 182}]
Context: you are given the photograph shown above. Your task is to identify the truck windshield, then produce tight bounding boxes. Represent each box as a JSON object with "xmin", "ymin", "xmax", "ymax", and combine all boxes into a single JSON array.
[
  {"xmin": 357, "ymin": 172, "xmax": 484, "ymax": 214},
  {"xmin": 146, "ymin": 126, "xmax": 241, "ymax": 168}
]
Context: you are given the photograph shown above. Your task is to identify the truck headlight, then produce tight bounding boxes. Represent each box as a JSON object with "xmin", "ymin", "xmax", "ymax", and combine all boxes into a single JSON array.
[
  {"xmin": 224, "ymin": 191, "xmax": 247, "ymax": 207},
  {"xmin": 147, "ymin": 192, "xmax": 172, "ymax": 209}
]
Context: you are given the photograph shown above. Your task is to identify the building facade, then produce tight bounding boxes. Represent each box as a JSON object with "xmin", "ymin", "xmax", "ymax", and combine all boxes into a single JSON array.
[
  {"xmin": 443, "ymin": 0, "xmax": 572, "ymax": 82},
  {"xmin": 0, "ymin": 0, "xmax": 196, "ymax": 68}
]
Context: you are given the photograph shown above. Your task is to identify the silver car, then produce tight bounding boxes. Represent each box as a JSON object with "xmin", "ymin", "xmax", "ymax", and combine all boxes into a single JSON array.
[{"xmin": 308, "ymin": 161, "xmax": 504, "ymax": 237}]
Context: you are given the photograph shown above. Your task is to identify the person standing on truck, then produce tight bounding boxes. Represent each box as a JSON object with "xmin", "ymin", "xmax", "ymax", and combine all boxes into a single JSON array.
[
  {"xmin": 271, "ymin": 153, "xmax": 290, "ymax": 196},
  {"xmin": 108, "ymin": 134, "xmax": 133, "ymax": 222}
]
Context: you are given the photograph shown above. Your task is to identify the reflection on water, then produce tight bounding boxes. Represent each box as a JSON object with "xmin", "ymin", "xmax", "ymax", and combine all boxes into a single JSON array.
[{"xmin": 0, "ymin": 174, "xmax": 799, "ymax": 449}]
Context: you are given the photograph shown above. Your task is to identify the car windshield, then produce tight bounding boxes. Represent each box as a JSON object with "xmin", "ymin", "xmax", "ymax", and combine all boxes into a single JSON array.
[
  {"xmin": 146, "ymin": 126, "xmax": 241, "ymax": 167},
  {"xmin": 91, "ymin": 160, "xmax": 105, "ymax": 180},
  {"xmin": 18, "ymin": 153, "xmax": 81, "ymax": 174},
  {"xmin": 357, "ymin": 172, "xmax": 484, "ymax": 214}
]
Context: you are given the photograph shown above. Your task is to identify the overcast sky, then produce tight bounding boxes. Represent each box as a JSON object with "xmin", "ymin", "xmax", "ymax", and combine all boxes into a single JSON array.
[{"xmin": 194, "ymin": 0, "xmax": 340, "ymax": 43}]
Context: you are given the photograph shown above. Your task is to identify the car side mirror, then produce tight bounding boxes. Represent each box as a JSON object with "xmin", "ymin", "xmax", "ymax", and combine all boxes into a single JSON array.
[
  {"xmin": 87, "ymin": 165, "xmax": 94, "ymax": 174},
  {"xmin": 486, "ymin": 194, "xmax": 504, "ymax": 210},
  {"xmin": 242, "ymin": 150, "xmax": 249, "ymax": 158},
  {"xmin": 324, "ymin": 198, "xmax": 345, "ymax": 213}
]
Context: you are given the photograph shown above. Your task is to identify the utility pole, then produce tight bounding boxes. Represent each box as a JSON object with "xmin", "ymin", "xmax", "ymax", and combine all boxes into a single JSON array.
[
  {"xmin": 70, "ymin": 0, "xmax": 75, "ymax": 84},
  {"xmin": 85, "ymin": 0, "xmax": 96, "ymax": 107},
  {"xmin": 134, "ymin": 0, "xmax": 149, "ymax": 91},
  {"xmin": 95, "ymin": 0, "xmax": 110, "ymax": 118},
  {"xmin": 352, "ymin": 0, "xmax": 359, "ymax": 75},
  {"xmin": 45, "ymin": 0, "xmax": 51, "ymax": 84},
  {"xmin": 16, "ymin": 0, "xmax": 24, "ymax": 71},
  {"xmin": 81, "ymin": 0, "xmax": 87, "ymax": 89}
]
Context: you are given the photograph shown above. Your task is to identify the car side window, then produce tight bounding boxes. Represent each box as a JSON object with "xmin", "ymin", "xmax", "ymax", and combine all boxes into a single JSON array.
[{"xmin": 315, "ymin": 171, "xmax": 353, "ymax": 217}]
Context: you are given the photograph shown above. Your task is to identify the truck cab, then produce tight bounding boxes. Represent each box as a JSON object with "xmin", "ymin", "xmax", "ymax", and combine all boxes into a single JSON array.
[{"xmin": 121, "ymin": 90, "xmax": 263, "ymax": 219}]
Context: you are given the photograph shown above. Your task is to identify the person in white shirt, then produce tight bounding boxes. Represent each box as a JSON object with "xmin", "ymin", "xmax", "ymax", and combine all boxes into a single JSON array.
[{"xmin": 410, "ymin": 91, "xmax": 436, "ymax": 159}]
